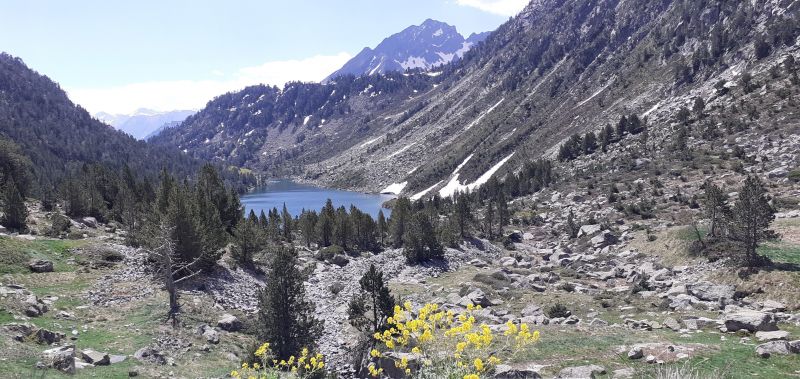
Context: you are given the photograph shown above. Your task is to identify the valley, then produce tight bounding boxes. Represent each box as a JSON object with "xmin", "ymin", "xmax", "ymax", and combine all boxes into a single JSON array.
[{"xmin": 1, "ymin": 0, "xmax": 800, "ymax": 378}]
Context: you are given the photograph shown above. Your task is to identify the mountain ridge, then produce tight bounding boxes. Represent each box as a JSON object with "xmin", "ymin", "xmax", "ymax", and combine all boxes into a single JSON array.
[{"xmin": 324, "ymin": 19, "xmax": 490, "ymax": 81}]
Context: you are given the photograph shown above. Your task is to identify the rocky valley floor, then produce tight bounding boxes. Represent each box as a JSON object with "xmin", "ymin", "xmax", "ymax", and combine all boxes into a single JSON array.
[{"xmin": 1, "ymin": 187, "xmax": 800, "ymax": 378}]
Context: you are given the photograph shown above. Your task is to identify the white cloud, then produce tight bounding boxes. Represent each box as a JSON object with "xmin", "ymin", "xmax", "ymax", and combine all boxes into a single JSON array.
[
  {"xmin": 67, "ymin": 52, "xmax": 352, "ymax": 115},
  {"xmin": 455, "ymin": 0, "xmax": 528, "ymax": 16}
]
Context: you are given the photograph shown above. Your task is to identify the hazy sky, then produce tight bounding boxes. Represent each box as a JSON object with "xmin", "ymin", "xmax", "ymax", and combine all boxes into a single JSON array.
[{"xmin": 1, "ymin": 0, "xmax": 527, "ymax": 114}]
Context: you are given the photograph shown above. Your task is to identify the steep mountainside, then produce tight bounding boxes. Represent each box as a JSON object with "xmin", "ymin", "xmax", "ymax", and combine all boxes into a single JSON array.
[
  {"xmin": 153, "ymin": 0, "xmax": 800, "ymax": 198},
  {"xmin": 325, "ymin": 19, "xmax": 489, "ymax": 81},
  {"xmin": 0, "ymin": 53, "xmax": 200, "ymax": 187},
  {"xmin": 96, "ymin": 108, "xmax": 195, "ymax": 140}
]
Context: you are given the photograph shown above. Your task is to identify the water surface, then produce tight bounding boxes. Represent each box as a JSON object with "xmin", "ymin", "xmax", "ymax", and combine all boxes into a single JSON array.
[{"xmin": 241, "ymin": 179, "xmax": 394, "ymax": 218}]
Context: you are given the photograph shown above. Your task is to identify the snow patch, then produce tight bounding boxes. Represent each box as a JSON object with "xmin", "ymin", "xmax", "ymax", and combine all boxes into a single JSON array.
[
  {"xmin": 574, "ymin": 80, "xmax": 613, "ymax": 109},
  {"xmin": 465, "ymin": 98, "xmax": 505, "ymax": 131},
  {"xmin": 381, "ymin": 182, "xmax": 407, "ymax": 195},
  {"xmin": 303, "ymin": 115, "xmax": 311, "ymax": 126},
  {"xmin": 411, "ymin": 181, "xmax": 443, "ymax": 201},
  {"xmin": 360, "ymin": 136, "xmax": 383, "ymax": 148},
  {"xmin": 407, "ymin": 166, "xmax": 420, "ymax": 175},
  {"xmin": 433, "ymin": 28, "xmax": 443, "ymax": 37},
  {"xmin": 385, "ymin": 142, "xmax": 416, "ymax": 160},
  {"xmin": 438, "ymin": 152, "xmax": 515, "ymax": 198},
  {"xmin": 642, "ymin": 102, "xmax": 661, "ymax": 117}
]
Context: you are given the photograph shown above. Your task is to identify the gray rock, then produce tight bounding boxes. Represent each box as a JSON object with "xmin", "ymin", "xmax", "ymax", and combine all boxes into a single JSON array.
[
  {"xmin": 557, "ymin": 364, "xmax": 606, "ymax": 378},
  {"xmin": 663, "ymin": 317, "xmax": 681, "ymax": 331},
  {"xmin": 724, "ymin": 311, "xmax": 778, "ymax": 332},
  {"xmin": 202, "ymin": 326, "xmax": 220, "ymax": 344},
  {"xmin": 378, "ymin": 352, "xmax": 421, "ymax": 378},
  {"xmin": 761, "ymin": 300, "xmax": 786, "ymax": 312},
  {"xmin": 590, "ymin": 230, "xmax": 618, "ymax": 248},
  {"xmin": 755, "ymin": 330, "xmax": 790, "ymax": 342},
  {"xmin": 81, "ymin": 349, "xmax": 110, "ymax": 366},
  {"xmin": 35, "ymin": 328, "xmax": 65, "ymax": 345},
  {"xmin": 329, "ymin": 254, "xmax": 349, "ymax": 267},
  {"xmin": 611, "ymin": 368, "xmax": 635, "ymax": 378},
  {"xmin": 109, "ymin": 355, "xmax": 127, "ymax": 364},
  {"xmin": 82, "ymin": 217, "xmax": 98, "ymax": 228},
  {"xmin": 29, "ymin": 259, "xmax": 54, "ymax": 273},
  {"xmin": 789, "ymin": 340, "xmax": 800, "ymax": 353},
  {"xmin": 521, "ymin": 304, "xmax": 544, "ymax": 317},
  {"xmin": 134, "ymin": 347, "xmax": 166, "ymax": 365},
  {"xmin": 42, "ymin": 345, "xmax": 76, "ymax": 374},
  {"xmin": 217, "ymin": 314, "xmax": 242, "ymax": 332},
  {"xmin": 578, "ymin": 224, "xmax": 602, "ymax": 238},
  {"xmin": 756, "ymin": 341, "xmax": 792, "ymax": 358},
  {"xmin": 494, "ymin": 364, "xmax": 542, "ymax": 378},
  {"xmin": 687, "ymin": 281, "xmax": 735, "ymax": 302},
  {"xmin": 627, "ymin": 346, "xmax": 643, "ymax": 359}
]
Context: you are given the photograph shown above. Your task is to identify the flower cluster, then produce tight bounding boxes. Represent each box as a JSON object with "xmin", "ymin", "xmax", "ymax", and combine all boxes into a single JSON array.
[
  {"xmin": 231, "ymin": 342, "xmax": 325, "ymax": 379},
  {"xmin": 370, "ymin": 302, "xmax": 540, "ymax": 378}
]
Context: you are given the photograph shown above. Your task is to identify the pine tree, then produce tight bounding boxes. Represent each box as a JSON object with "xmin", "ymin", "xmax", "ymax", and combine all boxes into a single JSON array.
[
  {"xmin": 348, "ymin": 264, "xmax": 395, "ymax": 334},
  {"xmin": 453, "ymin": 191, "xmax": 473, "ymax": 238},
  {"xmin": 298, "ymin": 210, "xmax": 318, "ymax": 248},
  {"xmin": 333, "ymin": 206, "xmax": 351, "ymax": 249},
  {"xmin": 582, "ymin": 132, "xmax": 598, "ymax": 154},
  {"xmin": 726, "ymin": 176, "xmax": 776, "ymax": 266},
  {"xmin": 616, "ymin": 115, "xmax": 628, "ymax": 137},
  {"xmin": 390, "ymin": 197, "xmax": 412, "ymax": 248},
  {"xmin": 316, "ymin": 199, "xmax": 335, "ymax": 247},
  {"xmin": 377, "ymin": 210, "xmax": 388, "ymax": 246},
  {"xmin": 233, "ymin": 217, "xmax": 266, "ymax": 267},
  {"xmin": 281, "ymin": 203, "xmax": 293, "ymax": 242},
  {"xmin": 258, "ymin": 246, "xmax": 321, "ymax": 360},
  {"xmin": 2, "ymin": 178, "xmax": 27, "ymax": 231},
  {"xmin": 600, "ymin": 124, "xmax": 614, "ymax": 150},
  {"xmin": 703, "ymin": 182, "xmax": 727, "ymax": 238},
  {"xmin": 403, "ymin": 211, "xmax": 443, "ymax": 263}
]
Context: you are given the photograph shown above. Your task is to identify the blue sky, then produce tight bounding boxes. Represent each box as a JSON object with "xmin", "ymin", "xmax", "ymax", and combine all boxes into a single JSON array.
[{"xmin": 1, "ymin": 0, "xmax": 527, "ymax": 114}]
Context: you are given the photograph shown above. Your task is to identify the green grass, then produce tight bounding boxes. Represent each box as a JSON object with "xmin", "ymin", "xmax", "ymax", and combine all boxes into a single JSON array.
[
  {"xmin": 0, "ymin": 236, "xmax": 85, "ymax": 273},
  {"xmin": 759, "ymin": 241, "xmax": 800, "ymax": 265}
]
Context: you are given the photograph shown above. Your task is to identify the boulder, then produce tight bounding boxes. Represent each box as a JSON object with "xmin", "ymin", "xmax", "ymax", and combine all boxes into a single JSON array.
[
  {"xmin": 23, "ymin": 294, "xmax": 48, "ymax": 317},
  {"xmin": 460, "ymin": 289, "xmax": 495, "ymax": 307},
  {"xmin": 577, "ymin": 224, "xmax": 602, "ymax": 238},
  {"xmin": 761, "ymin": 300, "xmax": 786, "ymax": 312},
  {"xmin": 134, "ymin": 347, "xmax": 167, "ymax": 365},
  {"xmin": 35, "ymin": 328, "xmax": 65, "ymax": 345},
  {"xmin": 42, "ymin": 345, "xmax": 76, "ymax": 374},
  {"xmin": 494, "ymin": 364, "xmax": 542, "ymax": 378},
  {"xmin": 557, "ymin": 364, "xmax": 605, "ymax": 378},
  {"xmin": 789, "ymin": 340, "xmax": 800, "ymax": 353},
  {"xmin": 627, "ymin": 346, "xmax": 643, "ymax": 359},
  {"xmin": 201, "ymin": 326, "xmax": 220, "ymax": 344},
  {"xmin": 81, "ymin": 349, "xmax": 110, "ymax": 366},
  {"xmin": 755, "ymin": 341, "xmax": 793, "ymax": 358},
  {"xmin": 723, "ymin": 311, "xmax": 778, "ymax": 332},
  {"xmin": 329, "ymin": 254, "xmax": 349, "ymax": 267},
  {"xmin": 217, "ymin": 314, "xmax": 242, "ymax": 332},
  {"xmin": 755, "ymin": 330, "xmax": 790, "ymax": 342},
  {"xmin": 662, "ymin": 317, "xmax": 681, "ymax": 331},
  {"xmin": 590, "ymin": 230, "xmax": 618, "ymax": 248},
  {"xmin": 29, "ymin": 259, "xmax": 54, "ymax": 273},
  {"xmin": 521, "ymin": 304, "xmax": 544, "ymax": 317},
  {"xmin": 687, "ymin": 282, "xmax": 735, "ymax": 302},
  {"xmin": 377, "ymin": 352, "xmax": 421, "ymax": 378},
  {"xmin": 82, "ymin": 217, "xmax": 98, "ymax": 228}
]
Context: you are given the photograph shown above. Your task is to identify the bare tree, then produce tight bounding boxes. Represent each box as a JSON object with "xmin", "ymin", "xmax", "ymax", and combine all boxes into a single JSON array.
[{"xmin": 150, "ymin": 223, "xmax": 204, "ymax": 327}]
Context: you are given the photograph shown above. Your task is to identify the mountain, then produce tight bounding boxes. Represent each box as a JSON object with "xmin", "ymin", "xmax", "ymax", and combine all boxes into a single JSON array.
[
  {"xmin": 325, "ymin": 19, "xmax": 490, "ymax": 81},
  {"xmin": 0, "ymin": 53, "xmax": 201, "ymax": 187},
  {"xmin": 96, "ymin": 108, "xmax": 195, "ymax": 140},
  {"xmin": 152, "ymin": 0, "xmax": 800, "ymax": 199}
]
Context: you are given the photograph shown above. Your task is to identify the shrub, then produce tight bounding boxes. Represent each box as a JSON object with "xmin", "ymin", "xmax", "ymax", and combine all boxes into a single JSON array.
[
  {"xmin": 368, "ymin": 303, "xmax": 540, "ymax": 378},
  {"xmin": 47, "ymin": 213, "xmax": 71, "ymax": 237},
  {"xmin": 546, "ymin": 303, "xmax": 570, "ymax": 318}
]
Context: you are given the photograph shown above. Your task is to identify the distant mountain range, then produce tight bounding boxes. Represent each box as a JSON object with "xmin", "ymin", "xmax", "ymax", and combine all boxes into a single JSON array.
[
  {"xmin": 95, "ymin": 108, "xmax": 195, "ymax": 140},
  {"xmin": 325, "ymin": 19, "xmax": 489, "ymax": 81}
]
